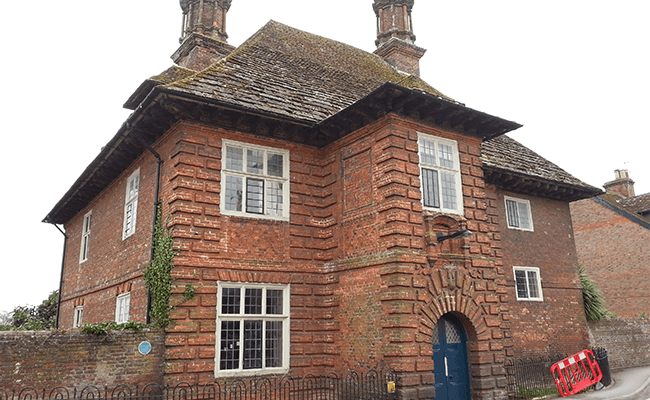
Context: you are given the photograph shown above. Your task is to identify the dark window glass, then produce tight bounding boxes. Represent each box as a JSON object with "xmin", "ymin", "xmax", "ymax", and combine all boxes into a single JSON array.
[
  {"xmin": 220, "ymin": 321, "xmax": 240, "ymax": 370},
  {"xmin": 243, "ymin": 320, "xmax": 263, "ymax": 369},
  {"xmin": 246, "ymin": 178, "xmax": 264, "ymax": 214},
  {"xmin": 422, "ymin": 168, "xmax": 440, "ymax": 208}
]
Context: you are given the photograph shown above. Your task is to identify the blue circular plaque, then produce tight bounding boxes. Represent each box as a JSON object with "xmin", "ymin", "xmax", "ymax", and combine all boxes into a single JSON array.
[{"xmin": 138, "ymin": 341, "xmax": 152, "ymax": 355}]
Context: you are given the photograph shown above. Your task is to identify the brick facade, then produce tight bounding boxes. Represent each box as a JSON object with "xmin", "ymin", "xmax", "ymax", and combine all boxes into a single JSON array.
[
  {"xmin": 496, "ymin": 191, "xmax": 589, "ymax": 356},
  {"xmin": 57, "ymin": 115, "xmax": 519, "ymax": 399},
  {"xmin": 571, "ymin": 198, "xmax": 650, "ymax": 318}
]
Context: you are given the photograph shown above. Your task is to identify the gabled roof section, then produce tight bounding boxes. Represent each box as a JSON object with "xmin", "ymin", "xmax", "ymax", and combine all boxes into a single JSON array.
[
  {"xmin": 43, "ymin": 21, "xmax": 522, "ymax": 226},
  {"xmin": 481, "ymin": 135, "xmax": 603, "ymax": 202},
  {"xmin": 594, "ymin": 192, "xmax": 650, "ymax": 229},
  {"xmin": 162, "ymin": 20, "xmax": 453, "ymax": 124}
]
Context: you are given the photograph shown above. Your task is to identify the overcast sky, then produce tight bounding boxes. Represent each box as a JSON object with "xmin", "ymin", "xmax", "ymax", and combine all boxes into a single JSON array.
[{"xmin": 1, "ymin": 0, "xmax": 648, "ymax": 313}]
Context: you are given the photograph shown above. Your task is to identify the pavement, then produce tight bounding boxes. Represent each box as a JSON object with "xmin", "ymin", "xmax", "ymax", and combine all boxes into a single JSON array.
[{"xmin": 545, "ymin": 365, "xmax": 650, "ymax": 400}]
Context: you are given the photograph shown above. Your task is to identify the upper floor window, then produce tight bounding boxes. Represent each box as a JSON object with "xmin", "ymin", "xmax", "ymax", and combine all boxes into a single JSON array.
[
  {"xmin": 418, "ymin": 133, "xmax": 463, "ymax": 215},
  {"xmin": 221, "ymin": 140, "xmax": 290, "ymax": 220},
  {"xmin": 216, "ymin": 282, "xmax": 290, "ymax": 377},
  {"xmin": 505, "ymin": 196, "xmax": 533, "ymax": 231},
  {"xmin": 123, "ymin": 169, "xmax": 140, "ymax": 239},
  {"xmin": 79, "ymin": 211, "xmax": 92, "ymax": 263},
  {"xmin": 514, "ymin": 266, "xmax": 543, "ymax": 301},
  {"xmin": 115, "ymin": 292, "xmax": 131, "ymax": 323},
  {"xmin": 73, "ymin": 306, "xmax": 84, "ymax": 328}
]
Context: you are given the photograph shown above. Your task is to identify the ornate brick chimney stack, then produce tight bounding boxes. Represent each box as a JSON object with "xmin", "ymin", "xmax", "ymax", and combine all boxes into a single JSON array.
[
  {"xmin": 603, "ymin": 169, "xmax": 636, "ymax": 198},
  {"xmin": 172, "ymin": 0, "xmax": 236, "ymax": 71},
  {"xmin": 373, "ymin": 0, "xmax": 426, "ymax": 76}
]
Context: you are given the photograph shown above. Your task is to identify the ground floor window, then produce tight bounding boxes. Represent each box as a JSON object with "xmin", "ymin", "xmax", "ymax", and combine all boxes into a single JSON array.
[
  {"xmin": 216, "ymin": 282, "xmax": 290, "ymax": 377},
  {"xmin": 514, "ymin": 266, "xmax": 543, "ymax": 301},
  {"xmin": 73, "ymin": 306, "xmax": 84, "ymax": 328},
  {"xmin": 115, "ymin": 292, "xmax": 131, "ymax": 323}
]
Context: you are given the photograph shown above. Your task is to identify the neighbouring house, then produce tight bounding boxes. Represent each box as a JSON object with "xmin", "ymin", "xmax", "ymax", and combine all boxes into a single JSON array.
[
  {"xmin": 42, "ymin": 1, "xmax": 602, "ymax": 399},
  {"xmin": 571, "ymin": 170, "xmax": 650, "ymax": 319}
]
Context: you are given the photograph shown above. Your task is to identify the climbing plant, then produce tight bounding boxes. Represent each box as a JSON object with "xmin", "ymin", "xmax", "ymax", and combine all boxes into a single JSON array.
[
  {"xmin": 144, "ymin": 203, "xmax": 177, "ymax": 328},
  {"xmin": 579, "ymin": 265, "xmax": 614, "ymax": 321}
]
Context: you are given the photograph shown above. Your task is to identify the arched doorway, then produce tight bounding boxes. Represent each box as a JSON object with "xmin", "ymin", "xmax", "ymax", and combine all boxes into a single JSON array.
[{"xmin": 432, "ymin": 313, "xmax": 471, "ymax": 400}]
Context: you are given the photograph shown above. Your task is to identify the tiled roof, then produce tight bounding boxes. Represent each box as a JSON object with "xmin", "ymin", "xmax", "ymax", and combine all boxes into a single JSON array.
[
  {"xmin": 596, "ymin": 192, "xmax": 650, "ymax": 227},
  {"xmin": 619, "ymin": 193, "xmax": 650, "ymax": 215},
  {"xmin": 163, "ymin": 20, "xmax": 454, "ymax": 124},
  {"xmin": 481, "ymin": 135, "xmax": 603, "ymax": 201}
]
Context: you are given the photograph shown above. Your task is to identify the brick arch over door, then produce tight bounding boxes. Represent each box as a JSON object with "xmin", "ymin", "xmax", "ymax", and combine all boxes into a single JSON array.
[{"xmin": 417, "ymin": 267, "xmax": 509, "ymax": 399}]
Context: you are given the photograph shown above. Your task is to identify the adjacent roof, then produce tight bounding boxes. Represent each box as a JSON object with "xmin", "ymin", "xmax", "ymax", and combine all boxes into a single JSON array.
[
  {"xmin": 481, "ymin": 135, "xmax": 603, "ymax": 202},
  {"xmin": 593, "ymin": 192, "xmax": 650, "ymax": 229}
]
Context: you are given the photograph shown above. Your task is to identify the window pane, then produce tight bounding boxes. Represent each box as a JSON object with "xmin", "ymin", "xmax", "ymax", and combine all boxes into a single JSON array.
[
  {"xmin": 518, "ymin": 202, "xmax": 531, "ymax": 230},
  {"xmin": 247, "ymin": 150, "xmax": 264, "ymax": 174},
  {"xmin": 222, "ymin": 288, "xmax": 241, "ymax": 314},
  {"xmin": 266, "ymin": 289, "xmax": 283, "ymax": 315},
  {"xmin": 226, "ymin": 146, "xmax": 243, "ymax": 171},
  {"xmin": 440, "ymin": 172, "xmax": 457, "ymax": 210},
  {"xmin": 243, "ymin": 320, "xmax": 263, "ymax": 370},
  {"xmin": 220, "ymin": 321, "xmax": 240, "ymax": 370},
  {"xmin": 515, "ymin": 270, "xmax": 528, "ymax": 299},
  {"xmin": 506, "ymin": 200, "xmax": 520, "ymax": 228},
  {"xmin": 267, "ymin": 154, "xmax": 284, "ymax": 177},
  {"xmin": 225, "ymin": 176, "xmax": 243, "ymax": 211},
  {"xmin": 422, "ymin": 168, "xmax": 440, "ymax": 208},
  {"xmin": 125, "ymin": 203, "xmax": 134, "ymax": 233},
  {"xmin": 245, "ymin": 288, "xmax": 263, "ymax": 314},
  {"xmin": 527, "ymin": 271, "xmax": 539, "ymax": 298},
  {"xmin": 265, "ymin": 321, "xmax": 283, "ymax": 368},
  {"xmin": 419, "ymin": 139, "xmax": 436, "ymax": 165},
  {"xmin": 266, "ymin": 182, "xmax": 283, "ymax": 216},
  {"xmin": 246, "ymin": 178, "xmax": 264, "ymax": 214},
  {"xmin": 438, "ymin": 143, "xmax": 454, "ymax": 169}
]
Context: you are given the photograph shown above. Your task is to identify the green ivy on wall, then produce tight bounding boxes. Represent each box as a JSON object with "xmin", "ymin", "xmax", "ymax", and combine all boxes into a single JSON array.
[{"xmin": 144, "ymin": 203, "xmax": 177, "ymax": 328}]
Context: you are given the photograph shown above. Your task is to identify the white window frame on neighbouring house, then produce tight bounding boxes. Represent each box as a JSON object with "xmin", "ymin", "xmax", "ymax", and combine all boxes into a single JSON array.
[
  {"xmin": 215, "ymin": 282, "xmax": 290, "ymax": 377},
  {"xmin": 505, "ymin": 196, "xmax": 534, "ymax": 231},
  {"xmin": 79, "ymin": 211, "xmax": 92, "ymax": 263},
  {"xmin": 513, "ymin": 266, "xmax": 543, "ymax": 301},
  {"xmin": 115, "ymin": 292, "xmax": 131, "ymax": 323},
  {"xmin": 417, "ymin": 132, "xmax": 464, "ymax": 215},
  {"xmin": 73, "ymin": 306, "xmax": 84, "ymax": 328},
  {"xmin": 122, "ymin": 169, "xmax": 140, "ymax": 239},
  {"xmin": 220, "ymin": 140, "xmax": 290, "ymax": 221}
]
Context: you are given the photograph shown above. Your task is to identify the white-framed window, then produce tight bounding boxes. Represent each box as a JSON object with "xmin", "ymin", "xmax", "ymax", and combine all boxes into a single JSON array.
[
  {"xmin": 115, "ymin": 292, "xmax": 131, "ymax": 323},
  {"xmin": 505, "ymin": 196, "xmax": 533, "ymax": 231},
  {"xmin": 417, "ymin": 132, "xmax": 464, "ymax": 215},
  {"xmin": 514, "ymin": 267, "xmax": 543, "ymax": 301},
  {"xmin": 220, "ymin": 140, "xmax": 290, "ymax": 221},
  {"xmin": 123, "ymin": 169, "xmax": 140, "ymax": 239},
  {"xmin": 73, "ymin": 306, "xmax": 84, "ymax": 328},
  {"xmin": 79, "ymin": 211, "xmax": 92, "ymax": 263},
  {"xmin": 216, "ymin": 282, "xmax": 290, "ymax": 377}
]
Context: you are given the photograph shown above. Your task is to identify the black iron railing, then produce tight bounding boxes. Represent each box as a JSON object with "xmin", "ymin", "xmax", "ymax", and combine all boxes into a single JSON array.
[
  {"xmin": 0, "ymin": 368, "xmax": 397, "ymax": 400},
  {"xmin": 505, "ymin": 354, "xmax": 566, "ymax": 399}
]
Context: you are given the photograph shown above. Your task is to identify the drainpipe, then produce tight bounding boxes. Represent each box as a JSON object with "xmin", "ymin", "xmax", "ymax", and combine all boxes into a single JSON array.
[
  {"xmin": 53, "ymin": 224, "xmax": 67, "ymax": 329},
  {"xmin": 128, "ymin": 123, "xmax": 163, "ymax": 325}
]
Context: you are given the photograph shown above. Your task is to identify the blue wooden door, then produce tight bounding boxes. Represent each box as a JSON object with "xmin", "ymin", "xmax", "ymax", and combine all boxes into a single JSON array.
[{"xmin": 432, "ymin": 314, "xmax": 471, "ymax": 400}]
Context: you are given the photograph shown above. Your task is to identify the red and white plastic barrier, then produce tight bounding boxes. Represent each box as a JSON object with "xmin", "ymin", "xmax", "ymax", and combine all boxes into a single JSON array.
[{"xmin": 551, "ymin": 349, "xmax": 602, "ymax": 397}]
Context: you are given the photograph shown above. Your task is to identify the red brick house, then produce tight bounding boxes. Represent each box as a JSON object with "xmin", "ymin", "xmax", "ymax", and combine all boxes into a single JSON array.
[
  {"xmin": 571, "ymin": 170, "xmax": 650, "ymax": 319},
  {"xmin": 43, "ymin": 1, "xmax": 602, "ymax": 399}
]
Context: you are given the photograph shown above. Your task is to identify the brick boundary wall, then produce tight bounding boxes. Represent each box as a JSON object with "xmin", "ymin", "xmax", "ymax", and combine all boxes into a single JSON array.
[
  {"xmin": 589, "ymin": 320, "xmax": 650, "ymax": 371},
  {"xmin": 0, "ymin": 329, "xmax": 165, "ymax": 391}
]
